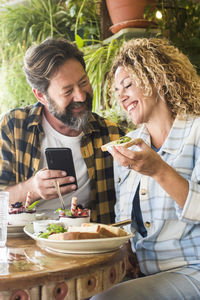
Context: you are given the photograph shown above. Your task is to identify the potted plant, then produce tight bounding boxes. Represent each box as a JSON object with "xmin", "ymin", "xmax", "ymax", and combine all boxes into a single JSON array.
[{"xmin": 105, "ymin": 0, "xmax": 158, "ymax": 34}]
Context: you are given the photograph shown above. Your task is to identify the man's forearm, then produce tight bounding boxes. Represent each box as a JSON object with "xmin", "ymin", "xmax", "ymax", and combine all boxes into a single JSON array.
[{"xmin": 5, "ymin": 177, "xmax": 40, "ymax": 205}]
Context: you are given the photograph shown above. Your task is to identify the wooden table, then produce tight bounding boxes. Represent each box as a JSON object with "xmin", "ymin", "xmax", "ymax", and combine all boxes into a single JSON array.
[{"xmin": 0, "ymin": 236, "xmax": 127, "ymax": 300}]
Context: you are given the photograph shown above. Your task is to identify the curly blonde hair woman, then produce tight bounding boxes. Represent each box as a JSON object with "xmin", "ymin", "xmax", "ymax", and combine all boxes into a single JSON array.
[
  {"xmin": 92, "ymin": 38, "xmax": 200, "ymax": 300},
  {"xmin": 109, "ymin": 38, "xmax": 200, "ymax": 119}
]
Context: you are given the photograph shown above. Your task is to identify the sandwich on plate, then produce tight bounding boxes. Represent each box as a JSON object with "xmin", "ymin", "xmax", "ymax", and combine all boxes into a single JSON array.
[
  {"xmin": 48, "ymin": 223, "xmax": 128, "ymax": 240},
  {"xmin": 101, "ymin": 137, "xmax": 142, "ymax": 152}
]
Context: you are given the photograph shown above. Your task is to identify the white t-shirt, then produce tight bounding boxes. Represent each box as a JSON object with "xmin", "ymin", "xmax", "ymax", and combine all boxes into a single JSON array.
[{"xmin": 37, "ymin": 114, "xmax": 90, "ymax": 215}]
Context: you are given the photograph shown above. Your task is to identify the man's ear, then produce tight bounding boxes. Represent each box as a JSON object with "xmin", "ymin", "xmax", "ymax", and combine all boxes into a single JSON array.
[{"xmin": 33, "ymin": 89, "xmax": 48, "ymax": 105}]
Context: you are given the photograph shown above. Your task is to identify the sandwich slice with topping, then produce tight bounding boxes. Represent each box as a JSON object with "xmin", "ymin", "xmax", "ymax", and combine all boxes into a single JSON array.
[{"xmin": 101, "ymin": 137, "xmax": 141, "ymax": 152}]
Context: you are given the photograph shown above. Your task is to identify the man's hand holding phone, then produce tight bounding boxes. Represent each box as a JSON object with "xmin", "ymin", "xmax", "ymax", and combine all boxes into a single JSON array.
[
  {"xmin": 31, "ymin": 167, "xmax": 77, "ymax": 201},
  {"xmin": 29, "ymin": 148, "xmax": 78, "ymax": 201}
]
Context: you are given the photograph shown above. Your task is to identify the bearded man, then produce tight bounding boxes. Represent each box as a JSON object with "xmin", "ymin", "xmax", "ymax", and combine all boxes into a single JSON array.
[{"xmin": 0, "ymin": 38, "xmax": 124, "ymax": 224}]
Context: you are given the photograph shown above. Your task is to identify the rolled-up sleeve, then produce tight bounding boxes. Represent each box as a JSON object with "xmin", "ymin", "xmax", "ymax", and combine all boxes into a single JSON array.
[{"xmin": 0, "ymin": 115, "xmax": 16, "ymax": 189}]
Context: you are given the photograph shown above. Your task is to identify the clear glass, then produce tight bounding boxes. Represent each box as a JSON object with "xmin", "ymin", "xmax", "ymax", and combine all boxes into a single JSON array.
[
  {"xmin": 0, "ymin": 191, "xmax": 9, "ymax": 247},
  {"xmin": 0, "ymin": 247, "xmax": 9, "ymax": 275}
]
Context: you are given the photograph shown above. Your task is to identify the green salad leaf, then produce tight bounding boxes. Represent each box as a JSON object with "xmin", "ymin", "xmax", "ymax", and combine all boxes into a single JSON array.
[
  {"xmin": 55, "ymin": 208, "xmax": 73, "ymax": 216},
  {"xmin": 38, "ymin": 223, "xmax": 67, "ymax": 239},
  {"xmin": 37, "ymin": 232, "xmax": 50, "ymax": 239}
]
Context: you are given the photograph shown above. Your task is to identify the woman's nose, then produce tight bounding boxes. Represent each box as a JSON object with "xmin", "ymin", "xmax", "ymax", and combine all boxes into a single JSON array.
[{"xmin": 118, "ymin": 89, "xmax": 127, "ymax": 103}]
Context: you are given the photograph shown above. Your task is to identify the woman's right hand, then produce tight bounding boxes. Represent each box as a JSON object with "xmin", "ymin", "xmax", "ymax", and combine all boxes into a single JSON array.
[{"xmin": 110, "ymin": 138, "xmax": 163, "ymax": 177}]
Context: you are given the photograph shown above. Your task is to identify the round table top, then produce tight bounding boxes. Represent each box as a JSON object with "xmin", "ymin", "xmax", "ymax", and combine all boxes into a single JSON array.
[{"xmin": 0, "ymin": 236, "xmax": 127, "ymax": 291}]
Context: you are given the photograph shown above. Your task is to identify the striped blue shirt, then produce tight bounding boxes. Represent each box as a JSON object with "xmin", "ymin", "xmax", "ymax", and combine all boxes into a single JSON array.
[{"xmin": 114, "ymin": 116, "xmax": 200, "ymax": 281}]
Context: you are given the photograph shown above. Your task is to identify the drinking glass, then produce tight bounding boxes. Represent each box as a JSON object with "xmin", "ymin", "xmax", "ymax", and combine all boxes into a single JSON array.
[{"xmin": 0, "ymin": 191, "xmax": 9, "ymax": 247}]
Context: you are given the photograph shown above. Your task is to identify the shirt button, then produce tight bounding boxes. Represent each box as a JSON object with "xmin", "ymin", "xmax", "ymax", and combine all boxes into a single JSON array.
[
  {"xmin": 118, "ymin": 177, "xmax": 121, "ymax": 183},
  {"xmin": 140, "ymin": 189, "xmax": 147, "ymax": 195},
  {"xmin": 145, "ymin": 222, "xmax": 151, "ymax": 228}
]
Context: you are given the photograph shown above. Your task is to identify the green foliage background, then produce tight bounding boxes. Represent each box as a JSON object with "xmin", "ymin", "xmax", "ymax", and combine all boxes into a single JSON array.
[
  {"xmin": 0, "ymin": 0, "xmax": 100, "ymax": 113},
  {"xmin": 151, "ymin": 0, "xmax": 200, "ymax": 74},
  {"xmin": 0, "ymin": 0, "xmax": 200, "ymax": 128}
]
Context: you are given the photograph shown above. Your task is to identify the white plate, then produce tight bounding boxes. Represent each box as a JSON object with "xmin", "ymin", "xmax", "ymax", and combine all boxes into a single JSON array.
[
  {"xmin": 7, "ymin": 224, "xmax": 25, "ymax": 237},
  {"xmin": 24, "ymin": 223, "xmax": 133, "ymax": 254}
]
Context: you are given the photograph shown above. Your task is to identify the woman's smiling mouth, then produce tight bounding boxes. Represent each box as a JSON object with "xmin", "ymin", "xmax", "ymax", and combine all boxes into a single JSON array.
[{"xmin": 127, "ymin": 101, "xmax": 138, "ymax": 113}]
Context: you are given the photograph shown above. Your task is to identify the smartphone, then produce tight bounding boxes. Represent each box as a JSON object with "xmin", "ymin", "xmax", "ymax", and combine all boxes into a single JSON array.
[{"xmin": 45, "ymin": 147, "xmax": 78, "ymax": 189}]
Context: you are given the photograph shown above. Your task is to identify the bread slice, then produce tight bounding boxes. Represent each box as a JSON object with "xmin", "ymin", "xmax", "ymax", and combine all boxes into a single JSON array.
[
  {"xmin": 81, "ymin": 223, "xmax": 128, "ymax": 237},
  {"xmin": 48, "ymin": 223, "xmax": 128, "ymax": 240},
  {"xmin": 67, "ymin": 224, "xmax": 100, "ymax": 233},
  {"xmin": 101, "ymin": 137, "xmax": 142, "ymax": 152},
  {"xmin": 48, "ymin": 232, "xmax": 67, "ymax": 240},
  {"xmin": 48, "ymin": 231, "xmax": 101, "ymax": 240}
]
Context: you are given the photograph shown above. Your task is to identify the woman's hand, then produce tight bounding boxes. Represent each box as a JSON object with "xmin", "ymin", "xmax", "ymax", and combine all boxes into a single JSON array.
[
  {"xmin": 111, "ymin": 139, "xmax": 163, "ymax": 177},
  {"xmin": 110, "ymin": 138, "xmax": 189, "ymax": 207}
]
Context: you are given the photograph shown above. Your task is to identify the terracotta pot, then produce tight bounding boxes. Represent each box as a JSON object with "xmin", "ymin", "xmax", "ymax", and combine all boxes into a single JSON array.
[{"xmin": 106, "ymin": 0, "xmax": 157, "ymax": 32}]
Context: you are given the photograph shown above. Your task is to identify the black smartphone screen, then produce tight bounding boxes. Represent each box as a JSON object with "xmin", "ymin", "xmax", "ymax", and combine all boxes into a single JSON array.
[{"xmin": 45, "ymin": 147, "xmax": 78, "ymax": 188}]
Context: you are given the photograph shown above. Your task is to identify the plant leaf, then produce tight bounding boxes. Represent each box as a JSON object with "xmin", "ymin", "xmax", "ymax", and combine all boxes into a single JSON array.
[{"xmin": 75, "ymin": 34, "xmax": 84, "ymax": 48}]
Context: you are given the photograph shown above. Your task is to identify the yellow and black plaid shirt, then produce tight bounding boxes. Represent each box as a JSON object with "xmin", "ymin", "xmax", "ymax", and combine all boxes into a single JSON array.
[{"xmin": 0, "ymin": 102, "xmax": 125, "ymax": 224}]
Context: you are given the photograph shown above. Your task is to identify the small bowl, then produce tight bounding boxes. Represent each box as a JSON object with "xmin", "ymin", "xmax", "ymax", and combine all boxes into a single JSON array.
[
  {"xmin": 33, "ymin": 220, "xmax": 62, "ymax": 234},
  {"xmin": 59, "ymin": 216, "xmax": 90, "ymax": 227}
]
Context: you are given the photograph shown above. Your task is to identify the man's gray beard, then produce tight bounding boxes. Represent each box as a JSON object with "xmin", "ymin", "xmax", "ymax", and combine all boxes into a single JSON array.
[
  {"xmin": 46, "ymin": 94, "xmax": 92, "ymax": 131},
  {"xmin": 60, "ymin": 110, "xmax": 91, "ymax": 131}
]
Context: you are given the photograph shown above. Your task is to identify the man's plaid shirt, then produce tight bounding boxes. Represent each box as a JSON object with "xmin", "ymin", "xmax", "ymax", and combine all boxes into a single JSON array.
[{"xmin": 0, "ymin": 102, "xmax": 124, "ymax": 224}]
